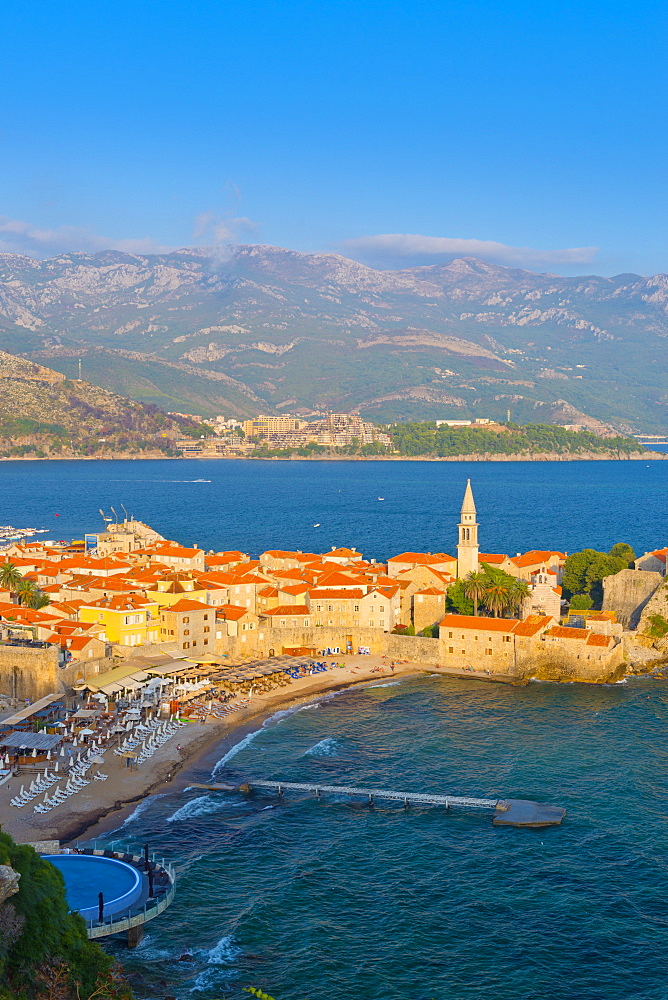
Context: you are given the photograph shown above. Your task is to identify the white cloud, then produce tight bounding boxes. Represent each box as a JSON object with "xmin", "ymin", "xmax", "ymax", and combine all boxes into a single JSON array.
[
  {"xmin": 339, "ymin": 233, "xmax": 599, "ymax": 270},
  {"xmin": 0, "ymin": 215, "xmax": 172, "ymax": 258}
]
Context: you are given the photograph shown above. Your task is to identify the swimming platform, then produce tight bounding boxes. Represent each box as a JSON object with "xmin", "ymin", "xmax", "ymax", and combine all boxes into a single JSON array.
[{"xmin": 192, "ymin": 779, "xmax": 566, "ymax": 828}]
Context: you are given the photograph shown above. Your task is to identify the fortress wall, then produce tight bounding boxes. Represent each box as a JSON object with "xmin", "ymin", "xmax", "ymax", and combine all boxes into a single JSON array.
[
  {"xmin": 0, "ymin": 645, "xmax": 60, "ymax": 701},
  {"xmin": 602, "ymin": 569, "xmax": 663, "ymax": 628},
  {"xmin": 216, "ymin": 627, "xmax": 440, "ymax": 665}
]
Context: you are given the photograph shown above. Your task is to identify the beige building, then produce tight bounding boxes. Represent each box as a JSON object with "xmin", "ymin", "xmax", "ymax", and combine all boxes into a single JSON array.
[
  {"xmin": 158, "ymin": 598, "xmax": 215, "ymax": 653},
  {"xmin": 215, "ymin": 605, "xmax": 259, "ymax": 638},
  {"xmin": 456, "ymin": 479, "xmax": 479, "ymax": 578},
  {"xmin": 412, "ymin": 588, "xmax": 447, "ymax": 632}
]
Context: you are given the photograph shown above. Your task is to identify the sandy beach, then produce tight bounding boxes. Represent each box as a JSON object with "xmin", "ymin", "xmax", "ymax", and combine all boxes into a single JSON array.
[{"xmin": 0, "ymin": 655, "xmax": 427, "ymax": 847}]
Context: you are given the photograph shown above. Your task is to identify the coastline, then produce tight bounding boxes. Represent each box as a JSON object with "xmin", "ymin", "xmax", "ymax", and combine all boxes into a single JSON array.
[
  {"xmin": 0, "ymin": 656, "xmax": 424, "ymax": 847},
  {"xmin": 0, "ymin": 451, "xmax": 664, "ymax": 463}
]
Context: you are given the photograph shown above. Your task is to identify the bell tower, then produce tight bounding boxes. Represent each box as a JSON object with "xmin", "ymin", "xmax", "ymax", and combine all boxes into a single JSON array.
[{"xmin": 457, "ymin": 479, "xmax": 479, "ymax": 578}]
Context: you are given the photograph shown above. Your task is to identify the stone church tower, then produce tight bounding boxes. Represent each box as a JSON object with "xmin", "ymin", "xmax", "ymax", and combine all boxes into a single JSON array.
[{"xmin": 456, "ymin": 479, "xmax": 479, "ymax": 579}]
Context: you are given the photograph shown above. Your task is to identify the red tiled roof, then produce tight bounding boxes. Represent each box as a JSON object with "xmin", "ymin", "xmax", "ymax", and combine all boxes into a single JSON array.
[
  {"xmin": 479, "ymin": 553, "xmax": 508, "ymax": 564},
  {"xmin": 389, "ymin": 552, "xmax": 455, "ymax": 564},
  {"xmin": 414, "ymin": 587, "xmax": 447, "ymax": 596},
  {"xmin": 309, "ymin": 589, "xmax": 365, "ymax": 599},
  {"xmin": 586, "ymin": 633, "xmax": 613, "ymax": 647},
  {"xmin": 439, "ymin": 614, "xmax": 519, "ymax": 632},
  {"xmin": 262, "ymin": 605, "xmax": 311, "ymax": 616},
  {"xmin": 512, "ymin": 615, "xmax": 552, "ymax": 637},
  {"xmin": 544, "ymin": 625, "xmax": 589, "ymax": 640},
  {"xmin": 165, "ymin": 599, "xmax": 212, "ymax": 613},
  {"xmin": 511, "ymin": 550, "xmax": 566, "ymax": 568},
  {"xmin": 216, "ymin": 604, "xmax": 253, "ymax": 621}
]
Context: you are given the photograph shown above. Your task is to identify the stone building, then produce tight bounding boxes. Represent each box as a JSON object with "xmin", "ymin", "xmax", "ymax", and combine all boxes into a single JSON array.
[
  {"xmin": 456, "ymin": 480, "xmax": 479, "ymax": 578},
  {"xmin": 158, "ymin": 598, "xmax": 215, "ymax": 653},
  {"xmin": 411, "ymin": 588, "xmax": 447, "ymax": 632}
]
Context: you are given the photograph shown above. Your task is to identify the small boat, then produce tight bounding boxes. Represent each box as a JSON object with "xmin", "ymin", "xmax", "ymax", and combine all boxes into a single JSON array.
[
  {"xmin": 313, "ymin": 523, "xmax": 321, "ymax": 527},
  {"xmin": 377, "ymin": 497, "xmax": 385, "ymax": 501}
]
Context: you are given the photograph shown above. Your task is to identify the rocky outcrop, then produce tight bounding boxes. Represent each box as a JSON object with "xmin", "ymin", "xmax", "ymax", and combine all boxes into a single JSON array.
[
  {"xmin": 602, "ymin": 569, "xmax": 663, "ymax": 628},
  {"xmin": 0, "ymin": 864, "xmax": 20, "ymax": 904}
]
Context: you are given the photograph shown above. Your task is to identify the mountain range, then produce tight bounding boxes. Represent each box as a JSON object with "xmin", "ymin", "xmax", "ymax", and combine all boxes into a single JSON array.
[{"xmin": 0, "ymin": 245, "xmax": 666, "ymax": 432}]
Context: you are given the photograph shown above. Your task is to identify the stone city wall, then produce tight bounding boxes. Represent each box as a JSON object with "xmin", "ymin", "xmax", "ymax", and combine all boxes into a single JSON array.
[{"xmin": 602, "ymin": 569, "xmax": 663, "ymax": 628}]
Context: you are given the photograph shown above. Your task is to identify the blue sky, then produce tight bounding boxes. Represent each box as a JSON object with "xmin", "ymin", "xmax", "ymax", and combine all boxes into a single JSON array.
[{"xmin": 1, "ymin": 0, "xmax": 667, "ymax": 274}]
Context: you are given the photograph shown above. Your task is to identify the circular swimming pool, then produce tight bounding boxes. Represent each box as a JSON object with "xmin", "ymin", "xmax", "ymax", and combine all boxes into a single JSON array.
[{"xmin": 46, "ymin": 854, "xmax": 143, "ymax": 921}]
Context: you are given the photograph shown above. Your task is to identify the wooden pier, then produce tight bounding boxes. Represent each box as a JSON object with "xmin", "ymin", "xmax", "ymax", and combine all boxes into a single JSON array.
[{"xmin": 192, "ymin": 779, "xmax": 566, "ymax": 828}]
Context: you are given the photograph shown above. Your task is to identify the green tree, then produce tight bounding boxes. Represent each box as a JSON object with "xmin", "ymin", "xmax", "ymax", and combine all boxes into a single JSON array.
[
  {"xmin": 609, "ymin": 542, "xmax": 635, "ymax": 566},
  {"xmin": 569, "ymin": 594, "xmax": 593, "ymax": 610},
  {"xmin": 25, "ymin": 589, "xmax": 50, "ymax": 610},
  {"xmin": 0, "ymin": 562, "xmax": 22, "ymax": 593},
  {"xmin": 483, "ymin": 582, "xmax": 510, "ymax": 618},
  {"xmin": 15, "ymin": 579, "xmax": 36, "ymax": 607},
  {"xmin": 446, "ymin": 580, "xmax": 474, "ymax": 615},
  {"xmin": 463, "ymin": 571, "xmax": 487, "ymax": 616},
  {"xmin": 562, "ymin": 548, "xmax": 627, "ymax": 606},
  {"xmin": 405, "ymin": 623, "xmax": 416, "ymax": 635},
  {"xmin": 507, "ymin": 579, "xmax": 531, "ymax": 616}
]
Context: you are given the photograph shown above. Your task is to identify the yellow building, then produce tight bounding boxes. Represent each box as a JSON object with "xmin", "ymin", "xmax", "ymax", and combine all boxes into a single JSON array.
[
  {"xmin": 78, "ymin": 596, "xmax": 160, "ymax": 647},
  {"xmin": 144, "ymin": 575, "xmax": 208, "ymax": 608}
]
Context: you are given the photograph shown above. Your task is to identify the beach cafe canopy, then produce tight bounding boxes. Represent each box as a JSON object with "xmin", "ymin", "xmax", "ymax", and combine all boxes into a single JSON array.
[
  {"xmin": 0, "ymin": 693, "xmax": 63, "ymax": 734},
  {"xmin": 0, "ymin": 731, "xmax": 63, "ymax": 752},
  {"xmin": 72, "ymin": 708, "xmax": 100, "ymax": 719}
]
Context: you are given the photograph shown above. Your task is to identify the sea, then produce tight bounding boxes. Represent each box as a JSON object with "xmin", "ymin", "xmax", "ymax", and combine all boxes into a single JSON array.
[{"xmin": 1, "ymin": 458, "xmax": 667, "ymax": 1000}]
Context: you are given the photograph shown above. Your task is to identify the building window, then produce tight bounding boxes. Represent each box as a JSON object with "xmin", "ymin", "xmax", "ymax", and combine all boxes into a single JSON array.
[
  {"xmin": 448, "ymin": 646, "xmax": 453, "ymax": 653},
  {"xmin": 183, "ymin": 641, "xmax": 190, "ymax": 649},
  {"xmin": 183, "ymin": 616, "xmax": 190, "ymax": 624},
  {"xmin": 280, "ymin": 620, "xmax": 286, "ymax": 626},
  {"xmin": 316, "ymin": 605, "xmax": 322, "ymax": 612},
  {"xmin": 328, "ymin": 605, "xmax": 333, "ymax": 611},
  {"xmin": 474, "ymin": 636, "xmax": 478, "ymax": 641},
  {"xmin": 354, "ymin": 605, "xmax": 359, "ymax": 612},
  {"xmin": 183, "ymin": 629, "xmax": 190, "ymax": 635},
  {"xmin": 192, "ymin": 640, "xmax": 197, "ymax": 646},
  {"xmin": 204, "ymin": 638, "xmax": 208, "ymax": 645},
  {"xmin": 448, "ymin": 631, "xmax": 453, "ymax": 638},
  {"xmin": 204, "ymin": 614, "xmax": 208, "ymax": 620},
  {"xmin": 485, "ymin": 649, "xmax": 493, "ymax": 656},
  {"xmin": 204, "ymin": 626, "xmax": 210, "ymax": 633}
]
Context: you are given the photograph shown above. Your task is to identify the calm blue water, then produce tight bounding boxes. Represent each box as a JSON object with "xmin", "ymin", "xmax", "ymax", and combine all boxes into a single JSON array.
[
  {"xmin": 95, "ymin": 674, "xmax": 668, "ymax": 1000},
  {"xmin": 0, "ymin": 458, "xmax": 665, "ymax": 559}
]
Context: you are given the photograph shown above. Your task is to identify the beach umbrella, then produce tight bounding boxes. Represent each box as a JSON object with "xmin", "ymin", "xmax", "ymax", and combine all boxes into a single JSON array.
[
  {"xmin": 54, "ymin": 762, "xmax": 59, "ymax": 772},
  {"xmin": 73, "ymin": 737, "xmax": 78, "ymax": 746},
  {"xmin": 46, "ymin": 750, "xmax": 52, "ymax": 760},
  {"xmin": 59, "ymin": 747, "xmax": 65, "ymax": 757},
  {"xmin": 32, "ymin": 748, "xmax": 37, "ymax": 757}
]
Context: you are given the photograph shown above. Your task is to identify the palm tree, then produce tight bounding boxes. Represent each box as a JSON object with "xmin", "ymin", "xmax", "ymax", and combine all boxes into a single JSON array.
[
  {"xmin": 508, "ymin": 579, "xmax": 531, "ymax": 617},
  {"xmin": 483, "ymin": 583, "xmax": 510, "ymax": 618},
  {"xmin": 0, "ymin": 561, "xmax": 22, "ymax": 593},
  {"xmin": 464, "ymin": 571, "xmax": 488, "ymax": 616},
  {"xmin": 26, "ymin": 589, "xmax": 50, "ymax": 610},
  {"xmin": 15, "ymin": 578, "xmax": 37, "ymax": 607}
]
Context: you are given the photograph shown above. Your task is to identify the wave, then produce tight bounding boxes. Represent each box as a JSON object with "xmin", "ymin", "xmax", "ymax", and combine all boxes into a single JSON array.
[
  {"xmin": 188, "ymin": 935, "xmax": 241, "ymax": 993},
  {"xmin": 211, "ymin": 729, "xmax": 262, "ymax": 776},
  {"xmin": 367, "ymin": 681, "xmax": 400, "ymax": 689},
  {"xmin": 264, "ymin": 700, "xmax": 323, "ymax": 726},
  {"xmin": 115, "ymin": 792, "xmax": 167, "ymax": 829},
  {"xmin": 167, "ymin": 794, "xmax": 223, "ymax": 823},
  {"xmin": 303, "ymin": 736, "xmax": 339, "ymax": 757}
]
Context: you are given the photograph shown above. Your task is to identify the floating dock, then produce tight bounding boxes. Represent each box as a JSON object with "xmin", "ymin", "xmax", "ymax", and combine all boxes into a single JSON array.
[{"xmin": 192, "ymin": 779, "xmax": 566, "ymax": 828}]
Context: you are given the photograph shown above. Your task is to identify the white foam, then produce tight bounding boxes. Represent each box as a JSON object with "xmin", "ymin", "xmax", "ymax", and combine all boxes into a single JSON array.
[
  {"xmin": 211, "ymin": 728, "xmax": 262, "ymax": 776},
  {"xmin": 116, "ymin": 792, "xmax": 166, "ymax": 830},
  {"xmin": 368, "ymin": 681, "xmax": 400, "ymax": 688},
  {"xmin": 188, "ymin": 935, "xmax": 241, "ymax": 993},
  {"xmin": 303, "ymin": 736, "xmax": 338, "ymax": 757},
  {"xmin": 166, "ymin": 795, "xmax": 225, "ymax": 823}
]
